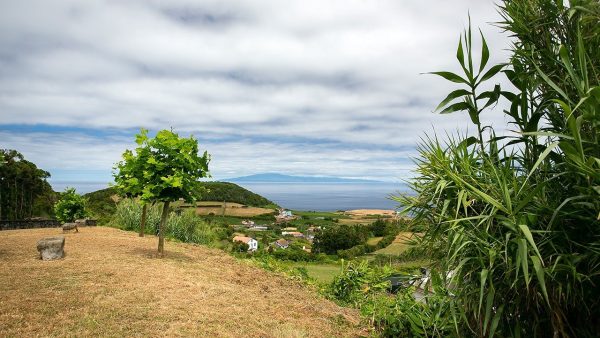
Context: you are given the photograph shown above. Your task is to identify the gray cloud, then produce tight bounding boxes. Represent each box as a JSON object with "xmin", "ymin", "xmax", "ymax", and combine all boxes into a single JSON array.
[{"xmin": 0, "ymin": 0, "xmax": 513, "ymax": 181}]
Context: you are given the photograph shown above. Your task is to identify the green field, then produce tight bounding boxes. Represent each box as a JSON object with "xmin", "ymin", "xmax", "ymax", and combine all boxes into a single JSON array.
[
  {"xmin": 290, "ymin": 263, "xmax": 343, "ymax": 284},
  {"xmin": 373, "ymin": 242, "xmax": 411, "ymax": 255}
]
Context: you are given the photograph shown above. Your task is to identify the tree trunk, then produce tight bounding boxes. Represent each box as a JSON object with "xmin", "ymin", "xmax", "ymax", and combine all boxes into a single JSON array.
[
  {"xmin": 139, "ymin": 203, "xmax": 147, "ymax": 237},
  {"xmin": 157, "ymin": 201, "xmax": 170, "ymax": 256}
]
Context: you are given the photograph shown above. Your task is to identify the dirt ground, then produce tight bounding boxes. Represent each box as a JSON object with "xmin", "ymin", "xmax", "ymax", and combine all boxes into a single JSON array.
[{"xmin": 0, "ymin": 227, "xmax": 364, "ymax": 337}]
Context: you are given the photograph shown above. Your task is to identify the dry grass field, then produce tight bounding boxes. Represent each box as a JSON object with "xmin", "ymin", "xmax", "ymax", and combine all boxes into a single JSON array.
[
  {"xmin": 0, "ymin": 227, "xmax": 364, "ymax": 337},
  {"xmin": 191, "ymin": 201, "xmax": 275, "ymax": 217},
  {"xmin": 343, "ymin": 209, "xmax": 396, "ymax": 217}
]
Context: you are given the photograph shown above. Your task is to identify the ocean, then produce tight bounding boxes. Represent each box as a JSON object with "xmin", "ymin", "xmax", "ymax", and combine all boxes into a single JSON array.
[
  {"xmin": 50, "ymin": 181, "xmax": 411, "ymax": 212},
  {"xmin": 235, "ymin": 182, "xmax": 410, "ymax": 211}
]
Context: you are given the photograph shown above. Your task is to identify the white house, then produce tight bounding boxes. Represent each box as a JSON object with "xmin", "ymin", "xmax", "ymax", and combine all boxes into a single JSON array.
[{"xmin": 233, "ymin": 236, "xmax": 258, "ymax": 251}]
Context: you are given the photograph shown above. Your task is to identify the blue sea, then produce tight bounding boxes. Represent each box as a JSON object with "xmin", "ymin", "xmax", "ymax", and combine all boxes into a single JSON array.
[
  {"xmin": 50, "ymin": 181, "xmax": 411, "ymax": 211},
  {"xmin": 235, "ymin": 182, "xmax": 411, "ymax": 211}
]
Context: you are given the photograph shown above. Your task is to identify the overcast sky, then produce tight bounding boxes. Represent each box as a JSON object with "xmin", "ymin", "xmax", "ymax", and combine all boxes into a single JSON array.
[{"xmin": 0, "ymin": 0, "xmax": 512, "ymax": 189}]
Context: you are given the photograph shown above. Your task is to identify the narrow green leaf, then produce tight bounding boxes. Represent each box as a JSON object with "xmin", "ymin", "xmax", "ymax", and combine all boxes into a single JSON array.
[
  {"xmin": 434, "ymin": 89, "xmax": 471, "ymax": 112},
  {"xmin": 429, "ymin": 71, "xmax": 470, "ymax": 85},
  {"xmin": 440, "ymin": 102, "xmax": 471, "ymax": 114},
  {"xmin": 457, "ymin": 36, "xmax": 465, "ymax": 67},
  {"xmin": 489, "ymin": 305, "xmax": 504, "ymax": 338},
  {"xmin": 479, "ymin": 269, "xmax": 489, "ymax": 315},
  {"xmin": 478, "ymin": 64, "xmax": 505, "ymax": 83},
  {"xmin": 479, "ymin": 30, "xmax": 489, "ymax": 73},
  {"xmin": 517, "ymin": 141, "xmax": 560, "ymax": 197},
  {"xmin": 534, "ymin": 62, "xmax": 572, "ymax": 103},
  {"xmin": 519, "ymin": 224, "xmax": 542, "ymax": 263},
  {"xmin": 518, "ymin": 238, "xmax": 529, "ymax": 286},
  {"xmin": 483, "ymin": 288, "xmax": 495, "ymax": 334},
  {"xmin": 531, "ymin": 255, "xmax": 550, "ymax": 305}
]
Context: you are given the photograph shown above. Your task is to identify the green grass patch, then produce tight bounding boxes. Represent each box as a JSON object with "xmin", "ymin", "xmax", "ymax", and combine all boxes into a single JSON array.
[
  {"xmin": 289, "ymin": 262, "xmax": 342, "ymax": 284},
  {"xmin": 366, "ymin": 237, "xmax": 383, "ymax": 245},
  {"xmin": 373, "ymin": 242, "xmax": 411, "ymax": 255}
]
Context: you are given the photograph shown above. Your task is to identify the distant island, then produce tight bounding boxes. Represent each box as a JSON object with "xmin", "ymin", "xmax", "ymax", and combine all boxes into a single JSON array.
[{"xmin": 225, "ymin": 173, "xmax": 386, "ymax": 183}]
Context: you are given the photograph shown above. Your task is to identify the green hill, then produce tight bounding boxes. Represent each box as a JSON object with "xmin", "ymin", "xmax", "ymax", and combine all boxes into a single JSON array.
[
  {"xmin": 84, "ymin": 182, "xmax": 277, "ymax": 224},
  {"xmin": 198, "ymin": 181, "xmax": 276, "ymax": 208}
]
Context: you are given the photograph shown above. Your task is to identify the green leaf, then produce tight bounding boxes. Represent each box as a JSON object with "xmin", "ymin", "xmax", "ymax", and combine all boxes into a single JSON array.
[
  {"xmin": 478, "ymin": 64, "xmax": 505, "ymax": 83},
  {"xmin": 531, "ymin": 255, "xmax": 550, "ymax": 305},
  {"xmin": 518, "ymin": 224, "xmax": 542, "ymax": 263},
  {"xmin": 434, "ymin": 89, "xmax": 471, "ymax": 112},
  {"xmin": 534, "ymin": 62, "xmax": 572, "ymax": 103},
  {"xmin": 429, "ymin": 71, "xmax": 470, "ymax": 85},
  {"xmin": 457, "ymin": 36, "xmax": 465, "ymax": 67},
  {"xmin": 440, "ymin": 102, "xmax": 471, "ymax": 114},
  {"xmin": 479, "ymin": 30, "xmax": 489, "ymax": 73},
  {"xmin": 518, "ymin": 238, "xmax": 529, "ymax": 286},
  {"xmin": 479, "ymin": 269, "xmax": 489, "ymax": 315}
]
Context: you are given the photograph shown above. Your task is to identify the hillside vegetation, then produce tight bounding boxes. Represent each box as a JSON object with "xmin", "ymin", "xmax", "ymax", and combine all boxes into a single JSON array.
[
  {"xmin": 0, "ymin": 227, "xmax": 363, "ymax": 337},
  {"xmin": 84, "ymin": 182, "xmax": 277, "ymax": 225},
  {"xmin": 197, "ymin": 182, "xmax": 277, "ymax": 207}
]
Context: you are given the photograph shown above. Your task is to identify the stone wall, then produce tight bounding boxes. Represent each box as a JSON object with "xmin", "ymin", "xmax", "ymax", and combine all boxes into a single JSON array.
[{"xmin": 0, "ymin": 219, "xmax": 61, "ymax": 231}]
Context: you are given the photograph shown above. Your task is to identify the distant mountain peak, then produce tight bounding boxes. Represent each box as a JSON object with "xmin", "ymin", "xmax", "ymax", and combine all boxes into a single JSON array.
[{"xmin": 225, "ymin": 173, "xmax": 385, "ymax": 183}]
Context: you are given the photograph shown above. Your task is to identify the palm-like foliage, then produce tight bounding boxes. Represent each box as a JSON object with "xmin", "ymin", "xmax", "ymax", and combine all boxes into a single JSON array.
[{"xmin": 396, "ymin": 1, "xmax": 600, "ymax": 337}]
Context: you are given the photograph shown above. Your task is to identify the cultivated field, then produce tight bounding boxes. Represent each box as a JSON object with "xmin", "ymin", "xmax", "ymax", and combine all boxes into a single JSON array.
[
  {"xmin": 0, "ymin": 227, "xmax": 364, "ymax": 337},
  {"xmin": 191, "ymin": 201, "xmax": 275, "ymax": 217},
  {"xmin": 372, "ymin": 232, "xmax": 420, "ymax": 255}
]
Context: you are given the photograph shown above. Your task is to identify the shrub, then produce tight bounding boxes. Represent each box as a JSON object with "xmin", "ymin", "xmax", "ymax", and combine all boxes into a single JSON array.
[
  {"xmin": 313, "ymin": 224, "xmax": 369, "ymax": 254},
  {"xmin": 54, "ymin": 188, "xmax": 87, "ymax": 223},
  {"xmin": 111, "ymin": 199, "xmax": 221, "ymax": 246}
]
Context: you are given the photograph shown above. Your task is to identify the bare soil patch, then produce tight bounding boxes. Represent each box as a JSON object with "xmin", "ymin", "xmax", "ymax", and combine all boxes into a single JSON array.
[{"xmin": 0, "ymin": 227, "xmax": 364, "ymax": 337}]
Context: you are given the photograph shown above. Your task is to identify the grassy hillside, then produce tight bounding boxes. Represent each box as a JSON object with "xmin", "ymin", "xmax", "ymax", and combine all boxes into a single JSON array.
[
  {"xmin": 84, "ymin": 187, "xmax": 118, "ymax": 225},
  {"xmin": 84, "ymin": 182, "xmax": 277, "ymax": 225},
  {"xmin": 0, "ymin": 227, "xmax": 363, "ymax": 337},
  {"xmin": 197, "ymin": 181, "xmax": 277, "ymax": 208}
]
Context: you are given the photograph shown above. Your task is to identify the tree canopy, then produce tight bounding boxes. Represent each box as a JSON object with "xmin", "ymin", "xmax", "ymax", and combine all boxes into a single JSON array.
[
  {"xmin": 54, "ymin": 188, "xmax": 87, "ymax": 223},
  {"xmin": 114, "ymin": 129, "xmax": 211, "ymax": 255},
  {"xmin": 0, "ymin": 149, "xmax": 55, "ymax": 220}
]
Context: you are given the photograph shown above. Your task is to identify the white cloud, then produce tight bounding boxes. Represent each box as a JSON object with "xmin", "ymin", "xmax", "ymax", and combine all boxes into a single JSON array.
[{"xmin": 0, "ymin": 0, "xmax": 515, "ymax": 181}]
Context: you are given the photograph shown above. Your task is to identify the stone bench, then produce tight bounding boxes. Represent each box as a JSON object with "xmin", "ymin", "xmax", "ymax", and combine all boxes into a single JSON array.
[
  {"xmin": 62, "ymin": 223, "xmax": 79, "ymax": 233},
  {"xmin": 37, "ymin": 236, "xmax": 65, "ymax": 260}
]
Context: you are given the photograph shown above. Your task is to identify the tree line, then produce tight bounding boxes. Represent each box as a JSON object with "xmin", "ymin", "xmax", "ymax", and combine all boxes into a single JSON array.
[{"xmin": 0, "ymin": 149, "xmax": 55, "ymax": 220}]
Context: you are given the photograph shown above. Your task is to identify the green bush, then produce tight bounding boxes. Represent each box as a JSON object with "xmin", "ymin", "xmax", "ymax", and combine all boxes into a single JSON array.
[
  {"xmin": 313, "ymin": 224, "xmax": 369, "ymax": 254},
  {"xmin": 54, "ymin": 188, "xmax": 87, "ymax": 223},
  {"xmin": 327, "ymin": 261, "xmax": 453, "ymax": 337},
  {"xmin": 111, "ymin": 199, "xmax": 221, "ymax": 246}
]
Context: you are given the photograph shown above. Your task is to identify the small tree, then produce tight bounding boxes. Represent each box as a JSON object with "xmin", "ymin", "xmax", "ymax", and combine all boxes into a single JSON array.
[
  {"xmin": 138, "ymin": 129, "xmax": 210, "ymax": 256},
  {"xmin": 54, "ymin": 188, "xmax": 86, "ymax": 223},
  {"xmin": 113, "ymin": 129, "xmax": 152, "ymax": 237}
]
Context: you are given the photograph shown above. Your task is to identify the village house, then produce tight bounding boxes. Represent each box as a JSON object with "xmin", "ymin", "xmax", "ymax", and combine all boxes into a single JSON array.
[
  {"xmin": 275, "ymin": 209, "xmax": 296, "ymax": 223},
  {"xmin": 282, "ymin": 227, "xmax": 297, "ymax": 231},
  {"xmin": 241, "ymin": 220, "xmax": 255, "ymax": 227},
  {"xmin": 232, "ymin": 236, "xmax": 258, "ymax": 252},
  {"xmin": 273, "ymin": 238, "xmax": 290, "ymax": 249}
]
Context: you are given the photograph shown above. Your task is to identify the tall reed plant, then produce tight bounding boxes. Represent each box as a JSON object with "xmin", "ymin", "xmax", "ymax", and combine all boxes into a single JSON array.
[{"xmin": 396, "ymin": 1, "xmax": 600, "ymax": 337}]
